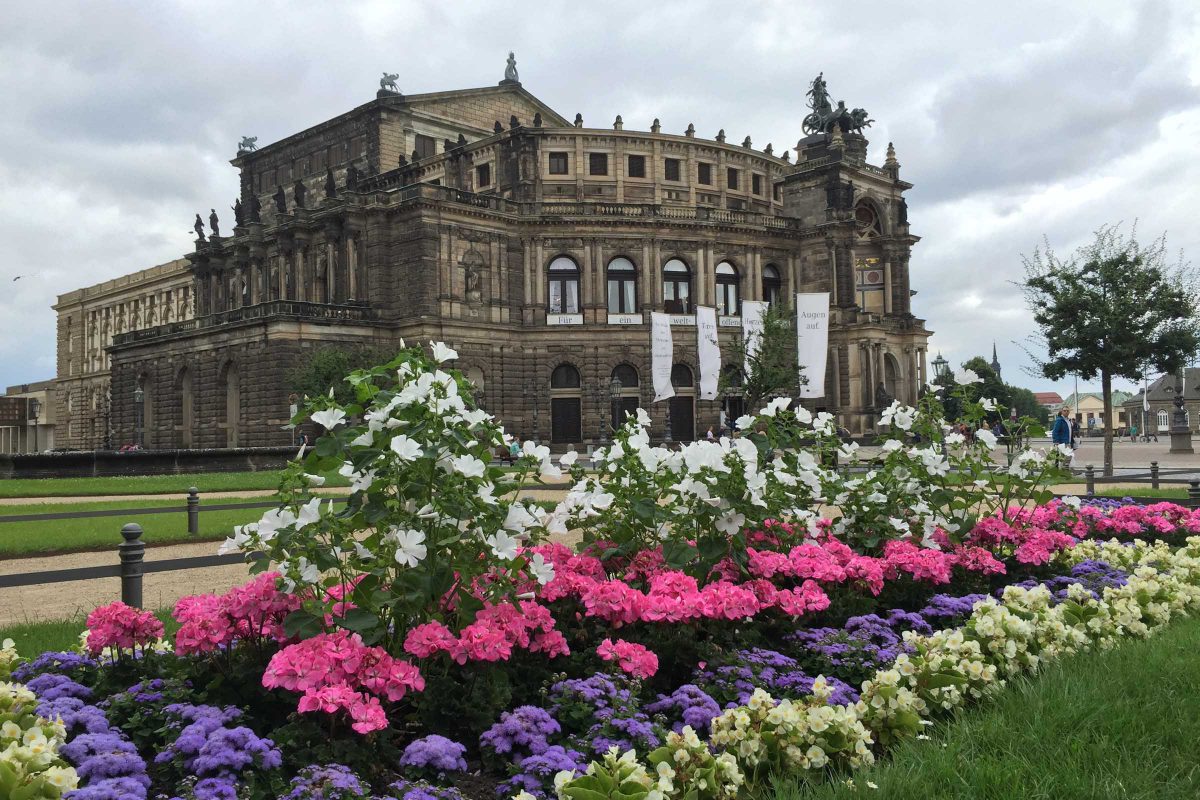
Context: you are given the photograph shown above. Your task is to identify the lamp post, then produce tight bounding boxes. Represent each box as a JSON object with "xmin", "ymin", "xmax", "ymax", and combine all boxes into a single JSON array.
[
  {"xmin": 608, "ymin": 376, "xmax": 622, "ymax": 439},
  {"xmin": 931, "ymin": 352, "xmax": 949, "ymax": 380},
  {"xmin": 1169, "ymin": 366, "xmax": 1194, "ymax": 454},
  {"xmin": 665, "ymin": 403, "xmax": 674, "ymax": 444},
  {"xmin": 29, "ymin": 398, "xmax": 41, "ymax": 454},
  {"xmin": 134, "ymin": 386, "xmax": 144, "ymax": 449}
]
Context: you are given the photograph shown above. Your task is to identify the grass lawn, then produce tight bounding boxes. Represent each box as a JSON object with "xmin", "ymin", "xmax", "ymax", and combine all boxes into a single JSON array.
[
  {"xmin": 772, "ymin": 613, "xmax": 1200, "ymax": 800},
  {"xmin": 0, "ymin": 469, "xmax": 348, "ymax": 499},
  {"xmin": 0, "ymin": 497, "xmax": 264, "ymax": 556},
  {"xmin": 0, "ymin": 609, "xmax": 178, "ymax": 656}
]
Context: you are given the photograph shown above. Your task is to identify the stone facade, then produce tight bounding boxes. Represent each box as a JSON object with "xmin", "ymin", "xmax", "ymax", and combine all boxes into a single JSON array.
[
  {"xmin": 53, "ymin": 260, "xmax": 193, "ymax": 449},
  {"xmin": 1122, "ymin": 369, "xmax": 1200, "ymax": 435},
  {"xmin": 59, "ymin": 73, "xmax": 930, "ymax": 450}
]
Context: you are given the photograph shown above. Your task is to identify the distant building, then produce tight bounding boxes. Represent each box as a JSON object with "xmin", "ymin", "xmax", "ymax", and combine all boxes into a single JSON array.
[
  {"xmin": 1062, "ymin": 390, "xmax": 1132, "ymax": 434},
  {"xmin": 1034, "ymin": 391, "xmax": 1064, "ymax": 408},
  {"xmin": 1121, "ymin": 368, "xmax": 1200, "ymax": 434},
  {"xmin": 989, "ymin": 342, "xmax": 1001, "ymax": 382},
  {"xmin": 0, "ymin": 380, "xmax": 56, "ymax": 453}
]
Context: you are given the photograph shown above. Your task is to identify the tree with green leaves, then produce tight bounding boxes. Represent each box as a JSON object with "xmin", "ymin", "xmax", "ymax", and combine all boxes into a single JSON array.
[
  {"xmin": 288, "ymin": 344, "xmax": 392, "ymax": 407},
  {"xmin": 1021, "ymin": 224, "xmax": 1200, "ymax": 475},
  {"xmin": 721, "ymin": 303, "xmax": 804, "ymax": 410}
]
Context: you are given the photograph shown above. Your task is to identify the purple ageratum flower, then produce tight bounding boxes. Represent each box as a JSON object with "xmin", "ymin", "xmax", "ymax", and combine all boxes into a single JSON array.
[
  {"xmin": 190, "ymin": 726, "xmax": 283, "ymax": 777},
  {"xmin": 501, "ymin": 745, "xmax": 588, "ymax": 798},
  {"xmin": 645, "ymin": 685, "xmax": 722, "ymax": 735},
  {"xmin": 400, "ymin": 735, "xmax": 469, "ymax": 775},
  {"xmin": 155, "ymin": 705, "xmax": 243, "ymax": 766},
  {"xmin": 12, "ymin": 650, "xmax": 96, "ymax": 683},
  {"xmin": 480, "ymin": 706, "xmax": 561, "ymax": 760},
  {"xmin": 694, "ymin": 648, "xmax": 859, "ymax": 708},
  {"xmin": 63, "ymin": 776, "xmax": 151, "ymax": 799},
  {"xmin": 24, "ymin": 672, "xmax": 94, "ymax": 702},
  {"xmin": 279, "ymin": 764, "xmax": 368, "ymax": 799},
  {"xmin": 384, "ymin": 779, "xmax": 467, "ymax": 800},
  {"xmin": 38, "ymin": 697, "xmax": 113, "ymax": 737},
  {"xmin": 918, "ymin": 593, "xmax": 989, "ymax": 625},
  {"xmin": 1009, "ymin": 559, "xmax": 1129, "ymax": 603}
]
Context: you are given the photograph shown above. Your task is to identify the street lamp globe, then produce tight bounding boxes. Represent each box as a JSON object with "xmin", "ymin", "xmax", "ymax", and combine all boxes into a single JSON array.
[
  {"xmin": 608, "ymin": 376, "xmax": 623, "ymax": 400},
  {"xmin": 134, "ymin": 386, "xmax": 144, "ymax": 404},
  {"xmin": 931, "ymin": 352, "xmax": 949, "ymax": 379}
]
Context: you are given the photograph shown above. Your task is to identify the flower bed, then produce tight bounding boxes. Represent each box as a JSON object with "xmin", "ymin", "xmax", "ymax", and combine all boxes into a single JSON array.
[{"xmin": 9, "ymin": 345, "xmax": 1200, "ymax": 800}]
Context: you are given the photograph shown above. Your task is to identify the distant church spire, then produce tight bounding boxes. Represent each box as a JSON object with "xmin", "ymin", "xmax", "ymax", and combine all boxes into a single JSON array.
[{"xmin": 990, "ymin": 342, "xmax": 1002, "ymax": 381}]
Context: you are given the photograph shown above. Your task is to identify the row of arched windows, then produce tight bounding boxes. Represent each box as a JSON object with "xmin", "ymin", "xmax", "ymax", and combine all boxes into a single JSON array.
[{"xmin": 547, "ymin": 256, "xmax": 783, "ymax": 316}]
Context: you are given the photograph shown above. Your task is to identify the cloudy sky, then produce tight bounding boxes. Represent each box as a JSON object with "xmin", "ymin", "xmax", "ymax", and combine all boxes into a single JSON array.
[{"xmin": 2, "ymin": 0, "xmax": 1198, "ymax": 398}]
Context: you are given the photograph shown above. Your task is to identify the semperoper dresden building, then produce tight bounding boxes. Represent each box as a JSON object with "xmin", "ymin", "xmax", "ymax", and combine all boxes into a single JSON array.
[{"xmin": 53, "ymin": 58, "xmax": 930, "ymax": 451}]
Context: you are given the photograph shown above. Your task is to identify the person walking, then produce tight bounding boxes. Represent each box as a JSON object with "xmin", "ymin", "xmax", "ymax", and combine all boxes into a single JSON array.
[
  {"xmin": 1129, "ymin": 423, "xmax": 1138, "ymax": 443},
  {"xmin": 1052, "ymin": 406, "xmax": 1074, "ymax": 469}
]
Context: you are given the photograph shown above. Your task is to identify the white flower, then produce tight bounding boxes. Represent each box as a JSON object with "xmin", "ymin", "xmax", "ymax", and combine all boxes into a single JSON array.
[
  {"xmin": 540, "ymin": 460, "xmax": 563, "ymax": 480},
  {"xmin": 477, "ymin": 483, "xmax": 498, "ymax": 505},
  {"xmin": 945, "ymin": 432, "xmax": 966, "ymax": 446},
  {"xmin": 715, "ymin": 511, "xmax": 746, "ymax": 536},
  {"xmin": 976, "ymin": 429, "xmax": 998, "ymax": 449},
  {"xmin": 352, "ymin": 541, "xmax": 375, "ymax": 561},
  {"xmin": 350, "ymin": 430, "xmax": 375, "ymax": 447},
  {"xmin": 487, "ymin": 531, "xmax": 520, "ymax": 560},
  {"xmin": 522, "ymin": 440, "xmax": 551, "ymax": 462},
  {"xmin": 430, "ymin": 341, "xmax": 458, "ymax": 363},
  {"xmin": 302, "ymin": 473, "xmax": 326, "ymax": 486},
  {"xmin": 1061, "ymin": 495, "xmax": 1081, "ymax": 510},
  {"xmin": 295, "ymin": 497, "xmax": 323, "ymax": 529},
  {"xmin": 761, "ymin": 397, "xmax": 791, "ymax": 417},
  {"xmin": 735, "ymin": 414, "xmax": 755, "ymax": 431},
  {"xmin": 881, "ymin": 439, "xmax": 903, "ymax": 454},
  {"xmin": 559, "ymin": 451, "xmax": 579, "ymax": 467},
  {"xmin": 529, "ymin": 553, "xmax": 556, "ymax": 585},
  {"xmin": 636, "ymin": 407, "xmax": 652, "ymax": 426},
  {"xmin": 505, "ymin": 503, "xmax": 538, "ymax": 533},
  {"xmin": 388, "ymin": 528, "xmax": 427, "ymax": 567},
  {"xmin": 296, "ymin": 557, "xmax": 320, "ymax": 586},
  {"xmin": 954, "ymin": 368, "xmax": 982, "ymax": 385},
  {"xmin": 390, "ymin": 434, "xmax": 423, "ymax": 461},
  {"xmin": 981, "ymin": 397, "xmax": 998, "ymax": 411},
  {"xmin": 451, "ymin": 454, "xmax": 487, "ymax": 478},
  {"xmin": 311, "ymin": 408, "xmax": 347, "ymax": 429}
]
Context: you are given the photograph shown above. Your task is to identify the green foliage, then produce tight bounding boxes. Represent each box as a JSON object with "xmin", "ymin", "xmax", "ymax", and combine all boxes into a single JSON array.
[
  {"xmin": 722, "ymin": 303, "xmax": 803, "ymax": 409},
  {"xmin": 287, "ymin": 345, "xmax": 392, "ymax": 406},
  {"xmin": 1022, "ymin": 224, "xmax": 1200, "ymax": 473}
]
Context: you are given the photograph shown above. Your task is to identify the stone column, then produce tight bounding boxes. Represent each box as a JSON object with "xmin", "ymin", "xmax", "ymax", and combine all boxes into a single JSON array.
[
  {"xmin": 882, "ymin": 252, "xmax": 893, "ymax": 314},
  {"xmin": 640, "ymin": 240, "xmax": 652, "ymax": 312}
]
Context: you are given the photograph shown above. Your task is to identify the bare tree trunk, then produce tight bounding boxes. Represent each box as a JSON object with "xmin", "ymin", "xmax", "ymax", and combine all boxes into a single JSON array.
[{"xmin": 1102, "ymin": 370, "xmax": 1114, "ymax": 477}]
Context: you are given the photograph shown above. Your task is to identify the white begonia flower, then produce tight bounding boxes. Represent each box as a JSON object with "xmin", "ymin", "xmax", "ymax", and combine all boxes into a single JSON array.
[
  {"xmin": 981, "ymin": 397, "xmax": 998, "ymax": 411},
  {"xmin": 390, "ymin": 434, "xmax": 422, "ymax": 461},
  {"xmin": 451, "ymin": 454, "xmax": 487, "ymax": 478},
  {"xmin": 976, "ymin": 429, "xmax": 998, "ymax": 449},
  {"xmin": 559, "ymin": 450, "xmax": 579, "ymax": 467},
  {"xmin": 487, "ymin": 531, "xmax": 520, "ymax": 560},
  {"xmin": 529, "ymin": 553, "xmax": 556, "ymax": 585},
  {"xmin": 954, "ymin": 368, "xmax": 983, "ymax": 385},
  {"xmin": 295, "ymin": 497, "xmax": 323, "ymax": 530},
  {"xmin": 715, "ymin": 511, "xmax": 746, "ymax": 536},
  {"xmin": 735, "ymin": 414, "xmax": 755, "ymax": 431},
  {"xmin": 388, "ymin": 528, "xmax": 427, "ymax": 567},
  {"xmin": 430, "ymin": 341, "xmax": 458, "ymax": 363},
  {"xmin": 310, "ymin": 408, "xmax": 347, "ymax": 429},
  {"xmin": 761, "ymin": 397, "xmax": 791, "ymax": 417}
]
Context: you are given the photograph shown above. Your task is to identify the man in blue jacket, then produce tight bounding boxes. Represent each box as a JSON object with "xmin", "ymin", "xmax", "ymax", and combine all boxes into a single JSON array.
[{"xmin": 1051, "ymin": 406, "xmax": 1074, "ymax": 468}]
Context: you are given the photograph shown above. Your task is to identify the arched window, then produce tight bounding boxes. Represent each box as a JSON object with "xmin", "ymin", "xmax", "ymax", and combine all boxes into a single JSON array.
[
  {"xmin": 855, "ymin": 202, "xmax": 882, "ymax": 239},
  {"xmin": 763, "ymin": 264, "xmax": 782, "ymax": 305},
  {"xmin": 721, "ymin": 364, "xmax": 745, "ymax": 427},
  {"xmin": 607, "ymin": 257, "xmax": 637, "ymax": 314},
  {"xmin": 715, "ymin": 261, "xmax": 740, "ymax": 317},
  {"xmin": 663, "ymin": 259, "xmax": 692, "ymax": 314},
  {"xmin": 610, "ymin": 364, "xmax": 640, "ymax": 426},
  {"xmin": 548, "ymin": 256, "xmax": 580, "ymax": 314},
  {"xmin": 1157, "ymin": 409, "xmax": 1169, "ymax": 431},
  {"xmin": 669, "ymin": 364, "xmax": 696, "ymax": 442},
  {"xmin": 884, "ymin": 353, "xmax": 902, "ymax": 402},
  {"xmin": 550, "ymin": 364, "xmax": 582, "ymax": 443}
]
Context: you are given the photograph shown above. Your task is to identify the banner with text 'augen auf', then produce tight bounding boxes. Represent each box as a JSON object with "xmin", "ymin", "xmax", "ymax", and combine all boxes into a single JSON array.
[
  {"xmin": 651, "ymin": 312, "xmax": 676, "ymax": 402},
  {"xmin": 795, "ymin": 293, "xmax": 830, "ymax": 399}
]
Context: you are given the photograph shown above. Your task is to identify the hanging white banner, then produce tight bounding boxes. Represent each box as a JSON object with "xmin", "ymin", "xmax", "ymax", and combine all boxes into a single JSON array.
[
  {"xmin": 795, "ymin": 293, "xmax": 830, "ymax": 399},
  {"xmin": 742, "ymin": 300, "xmax": 768, "ymax": 368},
  {"xmin": 696, "ymin": 306, "xmax": 720, "ymax": 401},
  {"xmin": 651, "ymin": 312, "xmax": 676, "ymax": 402}
]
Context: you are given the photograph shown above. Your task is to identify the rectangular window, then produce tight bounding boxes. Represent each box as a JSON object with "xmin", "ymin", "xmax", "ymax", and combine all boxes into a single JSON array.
[
  {"xmin": 697, "ymin": 162, "xmax": 712, "ymax": 185},
  {"xmin": 727, "ymin": 167, "xmax": 739, "ymax": 190},
  {"xmin": 589, "ymin": 153, "xmax": 609, "ymax": 176},
  {"xmin": 476, "ymin": 163, "xmax": 492, "ymax": 187},
  {"xmin": 664, "ymin": 158, "xmax": 681, "ymax": 181},
  {"xmin": 415, "ymin": 134, "xmax": 436, "ymax": 160},
  {"xmin": 548, "ymin": 152, "xmax": 569, "ymax": 174},
  {"xmin": 353, "ymin": 136, "xmax": 368, "ymax": 158},
  {"xmin": 752, "ymin": 173, "xmax": 762, "ymax": 195},
  {"xmin": 627, "ymin": 155, "xmax": 646, "ymax": 178},
  {"xmin": 773, "ymin": 183, "xmax": 782, "ymax": 201}
]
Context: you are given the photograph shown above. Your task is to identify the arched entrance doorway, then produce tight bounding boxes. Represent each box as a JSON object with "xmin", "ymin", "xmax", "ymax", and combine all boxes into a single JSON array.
[
  {"xmin": 550, "ymin": 364, "xmax": 582, "ymax": 444},
  {"xmin": 611, "ymin": 364, "xmax": 640, "ymax": 429},
  {"xmin": 668, "ymin": 364, "xmax": 696, "ymax": 442}
]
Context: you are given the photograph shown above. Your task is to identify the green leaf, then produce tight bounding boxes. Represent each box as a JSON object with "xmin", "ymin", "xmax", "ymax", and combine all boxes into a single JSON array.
[
  {"xmin": 662, "ymin": 540, "xmax": 698, "ymax": 568},
  {"xmin": 335, "ymin": 607, "xmax": 380, "ymax": 633},
  {"xmin": 282, "ymin": 610, "xmax": 325, "ymax": 639},
  {"xmin": 925, "ymin": 670, "xmax": 968, "ymax": 689}
]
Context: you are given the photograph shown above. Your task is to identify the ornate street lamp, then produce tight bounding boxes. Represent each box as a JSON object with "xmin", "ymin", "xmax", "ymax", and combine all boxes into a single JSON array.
[
  {"xmin": 931, "ymin": 352, "xmax": 949, "ymax": 380},
  {"xmin": 29, "ymin": 398, "xmax": 41, "ymax": 453},
  {"xmin": 134, "ymin": 386, "xmax": 145, "ymax": 449},
  {"xmin": 1169, "ymin": 366, "xmax": 1194, "ymax": 454},
  {"xmin": 608, "ymin": 376, "xmax": 623, "ymax": 438},
  {"xmin": 665, "ymin": 404, "xmax": 674, "ymax": 444}
]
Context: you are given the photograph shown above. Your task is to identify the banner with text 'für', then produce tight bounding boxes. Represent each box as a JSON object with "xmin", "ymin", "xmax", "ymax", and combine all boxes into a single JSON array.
[
  {"xmin": 696, "ymin": 306, "xmax": 720, "ymax": 400},
  {"xmin": 651, "ymin": 312, "xmax": 676, "ymax": 402},
  {"xmin": 795, "ymin": 293, "xmax": 830, "ymax": 399}
]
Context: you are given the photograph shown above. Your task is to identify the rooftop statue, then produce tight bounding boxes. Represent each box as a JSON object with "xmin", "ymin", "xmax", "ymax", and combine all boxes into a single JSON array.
[
  {"xmin": 380, "ymin": 72, "xmax": 400, "ymax": 93},
  {"xmin": 504, "ymin": 52, "xmax": 519, "ymax": 83},
  {"xmin": 801, "ymin": 73, "xmax": 873, "ymax": 136},
  {"xmin": 238, "ymin": 136, "xmax": 258, "ymax": 153}
]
